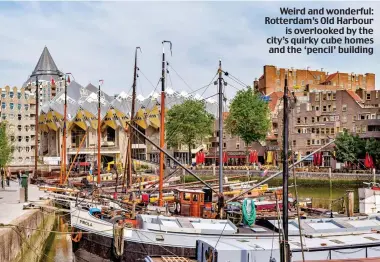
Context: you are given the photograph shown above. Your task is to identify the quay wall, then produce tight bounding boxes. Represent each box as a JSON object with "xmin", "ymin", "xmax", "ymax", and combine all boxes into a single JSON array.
[{"xmin": 0, "ymin": 202, "xmax": 56, "ymax": 262}]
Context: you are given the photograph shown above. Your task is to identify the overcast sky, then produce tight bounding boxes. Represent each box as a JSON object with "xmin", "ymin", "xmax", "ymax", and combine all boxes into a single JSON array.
[{"xmin": 0, "ymin": 1, "xmax": 378, "ymax": 100}]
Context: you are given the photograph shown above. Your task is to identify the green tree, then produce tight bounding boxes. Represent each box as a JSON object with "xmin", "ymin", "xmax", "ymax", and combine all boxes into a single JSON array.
[
  {"xmin": 334, "ymin": 130, "xmax": 365, "ymax": 166},
  {"xmin": 225, "ymin": 87, "xmax": 271, "ymax": 159},
  {"xmin": 166, "ymin": 99, "xmax": 214, "ymax": 164},
  {"xmin": 0, "ymin": 122, "xmax": 13, "ymax": 168}
]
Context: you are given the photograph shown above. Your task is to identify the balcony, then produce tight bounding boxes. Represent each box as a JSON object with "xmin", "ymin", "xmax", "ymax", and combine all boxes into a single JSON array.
[
  {"xmin": 67, "ymin": 146, "xmax": 120, "ymax": 155},
  {"xmin": 360, "ymin": 131, "xmax": 380, "ymax": 139}
]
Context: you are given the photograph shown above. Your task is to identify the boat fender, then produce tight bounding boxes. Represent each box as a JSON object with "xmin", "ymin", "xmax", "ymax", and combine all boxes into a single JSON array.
[
  {"xmin": 71, "ymin": 228, "xmax": 82, "ymax": 243},
  {"xmin": 176, "ymin": 202, "xmax": 181, "ymax": 213}
]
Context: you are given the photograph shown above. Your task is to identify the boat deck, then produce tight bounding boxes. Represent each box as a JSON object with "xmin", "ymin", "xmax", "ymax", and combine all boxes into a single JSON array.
[{"xmin": 148, "ymin": 257, "xmax": 196, "ymax": 262}]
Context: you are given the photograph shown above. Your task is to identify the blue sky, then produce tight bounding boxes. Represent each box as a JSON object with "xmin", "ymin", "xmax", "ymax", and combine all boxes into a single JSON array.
[{"xmin": 0, "ymin": 1, "xmax": 378, "ymax": 99}]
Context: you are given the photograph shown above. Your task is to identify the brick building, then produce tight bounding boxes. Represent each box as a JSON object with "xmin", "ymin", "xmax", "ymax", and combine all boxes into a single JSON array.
[{"xmin": 254, "ymin": 65, "xmax": 375, "ymax": 96}]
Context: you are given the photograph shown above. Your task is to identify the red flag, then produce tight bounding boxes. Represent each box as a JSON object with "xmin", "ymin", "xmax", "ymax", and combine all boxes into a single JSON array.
[
  {"xmin": 195, "ymin": 152, "xmax": 200, "ymax": 165},
  {"xmin": 67, "ymin": 76, "xmax": 71, "ymax": 83},
  {"xmin": 365, "ymin": 152, "xmax": 370, "ymax": 168},
  {"xmin": 51, "ymin": 78, "xmax": 55, "ymax": 86},
  {"xmin": 249, "ymin": 151, "xmax": 253, "ymax": 164},
  {"xmin": 201, "ymin": 152, "xmax": 205, "ymax": 164},
  {"xmin": 254, "ymin": 151, "xmax": 258, "ymax": 163},
  {"xmin": 223, "ymin": 152, "xmax": 228, "ymax": 163}
]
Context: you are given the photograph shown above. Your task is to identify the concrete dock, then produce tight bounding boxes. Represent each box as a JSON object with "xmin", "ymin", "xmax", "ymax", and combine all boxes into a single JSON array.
[{"xmin": 0, "ymin": 180, "xmax": 55, "ymax": 262}]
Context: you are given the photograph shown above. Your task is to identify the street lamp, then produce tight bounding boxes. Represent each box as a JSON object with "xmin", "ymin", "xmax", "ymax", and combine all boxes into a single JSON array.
[{"xmin": 29, "ymin": 67, "xmax": 63, "ymax": 179}]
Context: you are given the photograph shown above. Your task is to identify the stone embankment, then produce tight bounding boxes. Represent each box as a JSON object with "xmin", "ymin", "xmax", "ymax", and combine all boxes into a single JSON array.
[{"xmin": 0, "ymin": 181, "xmax": 54, "ymax": 262}]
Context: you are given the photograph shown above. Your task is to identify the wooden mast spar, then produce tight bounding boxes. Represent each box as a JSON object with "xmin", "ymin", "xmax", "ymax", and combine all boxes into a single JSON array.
[
  {"xmin": 123, "ymin": 47, "xmax": 141, "ymax": 192},
  {"xmin": 159, "ymin": 40, "xmax": 172, "ymax": 207},
  {"xmin": 97, "ymin": 80, "xmax": 104, "ymax": 185}
]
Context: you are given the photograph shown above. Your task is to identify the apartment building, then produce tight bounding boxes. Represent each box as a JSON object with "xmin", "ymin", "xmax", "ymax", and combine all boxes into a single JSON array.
[
  {"xmin": 0, "ymin": 86, "xmax": 36, "ymax": 166},
  {"xmin": 273, "ymin": 89, "xmax": 380, "ymax": 167},
  {"xmin": 254, "ymin": 65, "xmax": 375, "ymax": 95},
  {"xmin": 23, "ymin": 46, "xmax": 65, "ymax": 107}
]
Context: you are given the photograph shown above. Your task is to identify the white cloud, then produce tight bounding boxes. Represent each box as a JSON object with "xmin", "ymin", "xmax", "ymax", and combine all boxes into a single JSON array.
[{"xmin": 0, "ymin": 1, "xmax": 378, "ymax": 101}]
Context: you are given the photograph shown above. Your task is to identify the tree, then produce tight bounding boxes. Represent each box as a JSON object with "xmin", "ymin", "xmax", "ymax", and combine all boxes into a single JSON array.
[
  {"xmin": 0, "ymin": 122, "xmax": 13, "ymax": 168},
  {"xmin": 225, "ymin": 87, "xmax": 271, "ymax": 159},
  {"xmin": 365, "ymin": 138, "xmax": 380, "ymax": 168},
  {"xmin": 334, "ymin": 130, "xmax": 366, "ymax": 166},
  {"xmin": 166, "ymin": 99, "xmax": 214, "ymax": 164}
]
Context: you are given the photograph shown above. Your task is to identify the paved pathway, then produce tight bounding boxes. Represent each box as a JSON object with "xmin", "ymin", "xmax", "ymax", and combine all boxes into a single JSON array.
[{"xmin": 0, "ymin": 180, "xmax": 47, "ymax": 224}]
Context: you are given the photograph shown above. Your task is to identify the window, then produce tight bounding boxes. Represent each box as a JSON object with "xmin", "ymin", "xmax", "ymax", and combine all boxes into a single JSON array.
[
  {"xmin": 311, "ymin": 117, "xmax": 315, "ymax": 123},
  {"xmin": 307, "ymin": 140, "xmax": 311, "ymax": 146},
  {"xmin": 17, "ymin": 104, "xmax": 21, "ymax": 110},
  {"xmin": 321, "ymin": 139, "xmax": 325, "ymax": 145},
  {"xmin": 323, "ymin": 93, "xmax": 327, "ymax": 101},
  {"xmin": 18, "ymin": 114, "xmax": 22, "ymax": 121},
  {"xmin": 293, "ymin": 140, "xmax": 296, "ymax": 146},
  {"xmin": 316, "ymin": 106, "xmax": 319, "ymax": 111},
  {"xmin": 321, "ymin": 128, "xmax": 325, "ymax": 134},
  {"xmin": 10, "ymin": 136, "xmax": 15, "ymax": 142},
  {"xmin": 312, "ymin": 139, "xmax": 315, "ymax": 145},
  {"xmin": 342, "ymin": 104, "xmax": 347, "ymax": 111},
  {"xmin": 331, "ymin": 128, "xmax": 335, "ymax": 135},
  {"xmin": 276, "ymin": 69, "xmax": 280, "ymax": 76},
  {"xmin": 9, "ymin": 103, "xmax": 14, "ymax": 110},
  {"xmin": 8, "ymin": 114, "xmax": 14, "ymax": 120},
  {"xmin": 297, "ymin": 118, "xmax": 301, "ymax": 124},
  {"xmin": 312, "ymin": 128, "xmax": 315, "ymax": 133},
  {"xmin": 25, "ymin": 136, "xmax": 30, "ymax": 142},
  {"xmin": 18, "ymin": 136, "xmax": 22, "ymax": 142},
  {"xmin": 304, "ymin": 117, "xmax": 307, "ymax": 123},
  {"xmin": 1, "ymin": 92, "xmax": 5, "ymax": 98},
  {"xmin": 236, "ymin": 143, "xmax": 240, "ymax": 149},
  {"xmin": 223, "ymin": 143, "xmax": 226, "ymax": 148},
  {"xmin": 332, "ymin": 92, "xmax": 336, "ymax": 100},
  {"xmin": 316, "ymin": 117, "xmax": 320, "ymax": 122},
  {"xmin": 293, "ymin": 71, "xmax": 296, "ymax": 77},
  {"xmin": 276, "ymin": 79, "xmax": 280, "ymax": 85},
  {"xmin": 323, "ymin": 106, "xmax": 327, "ymax": 112},
  {"xmin": 293, "ymin": 80, "xmax": 296, "ymax": 86},
  {"xmin": 1, "ymin": 102, "xmax": 6, "ymax": 109},
  {"xmin": 315, "ymin": 93, "xmax": 320, "ymax": 102},
  {"xmin": 367, "ymin": 93, "xmax": 371, "ymax": 100},
  {"xmin": 25, "ymin": 126, "xmax": 29, "ymax": 132},
  {"xmin": 1, "ymin": 114, "xmax": 6, "ymax": 120},
  {"xmin": 342, "ymin": 115, "xmax": 347, "ymax": 123},
  {"xmin": 17, "ymin": 93, "xmax": 21, "ymax": 99},
  {"xmin": 326, "ymin": 128, "xmax": 330, "ymax": 134},
  {"xmin": 25, "ymin": 94, "xmax": 29, "ymax": 99},
  {"xmin": 356, "ymin": 75, "xmax": 359, "ymax": 81},
  {"xmin": 9, "ymin": 91, "xmax": 14, "ymax": 98},
  {"xmin": 301, "ymin": 80, "xmax": 305, "ymax": 86}
]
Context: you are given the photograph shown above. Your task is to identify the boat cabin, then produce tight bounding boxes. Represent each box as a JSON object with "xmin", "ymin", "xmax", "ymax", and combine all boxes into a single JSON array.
[{"xmin": 174, "ymin": 189, "xmax": 205, "ymax": 217}]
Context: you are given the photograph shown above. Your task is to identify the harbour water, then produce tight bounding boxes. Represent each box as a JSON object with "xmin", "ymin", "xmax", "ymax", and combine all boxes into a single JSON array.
[{"xmin": 44, "ymin": 185, "xmax": 360, "ymax": 261}]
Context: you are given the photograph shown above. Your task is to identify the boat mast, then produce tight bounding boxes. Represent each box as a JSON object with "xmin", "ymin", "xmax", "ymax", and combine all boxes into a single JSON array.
[
  {"xmin": 281, "ymin": 74, "xmax": 290, "ymax": 262},
  {"xmin": 123, "ymin": 47, "xmax": 141, "ymax": 191},
  {"xmin": 217, "ymin": 60, "xmax": 225, "ymax": 218},
  {"xmin": 97, "ymin": 80, "xmax": 103, "ymax": 185},
  {"xmin": 62, "ymin": 75, "xmax": 67, "ymax": 184},
  {"xmin": 159, "ymin": 40, "xmax": 172, "ymax": 207}
]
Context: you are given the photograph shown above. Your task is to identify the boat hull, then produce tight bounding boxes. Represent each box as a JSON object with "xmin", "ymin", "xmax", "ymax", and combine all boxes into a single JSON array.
[{"xmin": 72, "ymin": 227, "xmax": 195, "ymax": 261}]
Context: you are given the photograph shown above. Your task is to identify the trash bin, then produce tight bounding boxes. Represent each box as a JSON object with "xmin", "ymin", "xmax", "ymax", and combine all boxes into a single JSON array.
[
  {"xmin": 21, "ymin": 174, "xmax": 28, "ymax": 188},
  {"xmin": 21, "ymin": 174, "xmax": 28, "ymax": 202}
]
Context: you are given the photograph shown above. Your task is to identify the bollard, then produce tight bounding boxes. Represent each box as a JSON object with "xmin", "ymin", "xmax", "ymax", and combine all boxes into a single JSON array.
[{"xmin": 346, "ymin": 190, "xmax": 354, "ymax": 217}]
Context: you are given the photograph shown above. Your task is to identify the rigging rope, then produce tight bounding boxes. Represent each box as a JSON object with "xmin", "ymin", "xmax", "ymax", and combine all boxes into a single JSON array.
[{"xmin": 242, "ymin": 198, "xmax": 256, "ymax": 226}]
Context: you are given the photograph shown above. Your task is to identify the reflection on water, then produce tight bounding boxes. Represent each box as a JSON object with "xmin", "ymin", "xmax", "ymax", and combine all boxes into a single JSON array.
[{"xmin": 42, "ymin": 216, "xmax": 74, "ymax": 262}]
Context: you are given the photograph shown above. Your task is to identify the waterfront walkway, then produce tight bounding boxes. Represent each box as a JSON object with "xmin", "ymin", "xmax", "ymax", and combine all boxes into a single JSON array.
[{"xmin": 0, "ymin": 180, "xmax": 47, "ymax": 224}]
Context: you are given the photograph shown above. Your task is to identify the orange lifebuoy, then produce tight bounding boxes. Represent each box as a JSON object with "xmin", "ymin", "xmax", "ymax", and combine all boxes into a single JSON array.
[{"xmin": 71, "ymin": 228, "xmax": 82, "ymax": 242}]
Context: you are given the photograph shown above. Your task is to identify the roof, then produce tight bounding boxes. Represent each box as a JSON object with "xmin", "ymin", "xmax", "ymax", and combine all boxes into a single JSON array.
[
  {"xmin": 347, "ymin": 90, "xmax": 363, "ymax": 103},
  {"xmin": 321, "ymin": 72, "xmax": 337, "ymax": 84},
  {"xmin": 23, "ymin": 46, "xmax": 63, "ymax": 87},
  {"xmin": 268, "ymin": 91, "xmax": 283, "ymax": 112}
]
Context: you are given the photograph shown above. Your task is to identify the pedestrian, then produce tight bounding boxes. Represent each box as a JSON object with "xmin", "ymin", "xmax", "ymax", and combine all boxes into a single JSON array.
[
  {"xmin": 6, "ymin": 166, "xmax": 10, "ymax": 187},
  {"xmin": 0, "ymin": 167, "xmax": 5, "ymax": 189},
  {"xmin": 17, "ymin": 170, "xmax": 22, "ymax": 186}
]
